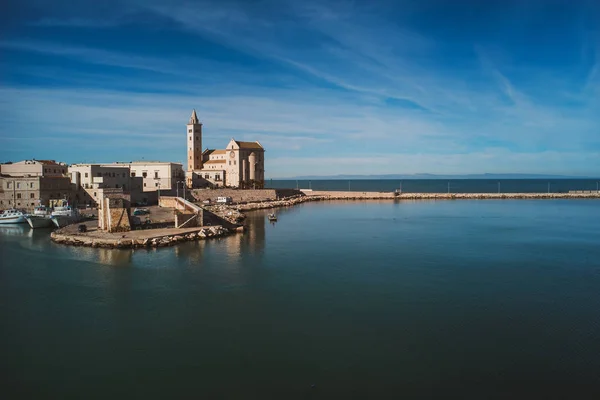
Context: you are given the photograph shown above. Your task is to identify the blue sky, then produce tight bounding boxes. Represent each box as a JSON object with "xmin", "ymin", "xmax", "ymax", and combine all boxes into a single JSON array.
[{"xmin": 1, "ymin": 0, "xmax": 599, "ymax": 177}]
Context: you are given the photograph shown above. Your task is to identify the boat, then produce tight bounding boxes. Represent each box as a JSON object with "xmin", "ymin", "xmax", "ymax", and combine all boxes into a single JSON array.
[
  {"xmin": 50, "ymin": 202, "xmax": 82, "ymax": 228},
  {"xmin": 267, "ymin": 213, "xmax": 277, "ymax": 222},
  {"xmin": 0, "ymin": 209, "xmax": 28, "ymax": 224},
  {"xmin": 25, "ymin": 205, "xmax": 54, "ymax": 229}
]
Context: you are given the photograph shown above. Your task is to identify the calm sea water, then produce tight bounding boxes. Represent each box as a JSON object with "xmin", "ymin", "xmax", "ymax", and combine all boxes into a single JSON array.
[
  {"xmin": 267, "ymin": 178, "xmax": 600, "ymax": 193},
  {"xmin": 2, "ymin": 199, "xmax": 600, "ymax": 399}
]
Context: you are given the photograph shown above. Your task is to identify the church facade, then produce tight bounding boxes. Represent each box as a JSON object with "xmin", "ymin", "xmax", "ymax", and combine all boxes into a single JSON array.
[{"xmin": 186, "ymin": 110, "xmax": 265, "ymax": 189}]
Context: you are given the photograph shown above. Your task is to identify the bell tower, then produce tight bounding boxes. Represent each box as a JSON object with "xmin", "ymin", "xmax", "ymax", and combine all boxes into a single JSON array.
[{"xmin": 187, "ymin": 109, "xmax": 202, "ymax": 172}]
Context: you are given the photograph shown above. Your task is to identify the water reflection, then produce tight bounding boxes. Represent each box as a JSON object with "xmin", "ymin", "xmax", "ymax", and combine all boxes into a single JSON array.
[
  {"xmin": 0, "ymin": 224, "xmax": 31, "ymax": 237},
  {"xmin": 0, "ymin": 208, "xmax": 274, "ymax": 269}
]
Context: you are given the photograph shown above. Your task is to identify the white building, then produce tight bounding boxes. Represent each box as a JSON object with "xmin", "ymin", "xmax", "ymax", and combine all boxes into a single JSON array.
[{"xmin": 117, "ymin": 162, "xmax": 185, "ymax": 192}]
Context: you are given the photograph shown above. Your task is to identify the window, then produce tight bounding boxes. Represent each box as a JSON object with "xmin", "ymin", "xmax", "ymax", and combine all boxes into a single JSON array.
[
  {"xmin": 144, "ymin": 183, "xmax": 146, "ymax": 187},
  {"xmin": 215, "ymin": 174, "xmax": 221, "ymax": 181},
  {"xmin": 131, "ymin": 172, "xmax": 136, "ymax": 177},
  {"xmin": 205, "ymin": 174, "xmax": 209, "ymax": 179},
  {"xmin": 189, "ymin": 136, "xmax": 192, "ymax": 141},
  {"xmin": 116, "ymin": 184, "xmax": 119, "ymax": 188},
  {"xmin": 30, "ymin": 193, "xmax": 34, "ymax": 199},
  {"xmin": 54, "ymin": 169, "xmax": 57, "ymax": 173},
  {"xmin": 17, "ymin": 183, "xmax": 20, "ymax": 188},
  {"xmin": 229, "ymin": 161, "xmax": 231, "ymax": 165},
  {"xmin": 188, "ymin": 129, "xmax": 192, "ymax": 133},
  {"xmin": 234, "ymin": 160, "xmax": 236, "ymax": 165},
  {"xmin": 30, "ymin": 182, "xmax": 34, "ymax": 188},
  {"xmin": 142, "ymin": 172, "xmax": 147, "ymax": 178},
  {"xmin": 154, "ymin": 172, "xmax": 159, "ymax": 179},
  {"xmin": 7, "ymin": 182, "xmax": 10, "ymax": 189},
  {"xmin": 155, "ymin": 183, "xmax": 159, "ymax": 187},
  {"xmin": 94, "ymin": 192, "xmax": 97, "ymax": 197},
  {"xmin": 17, "ymin": 193, "xmax": 21, "ymax": 199}
]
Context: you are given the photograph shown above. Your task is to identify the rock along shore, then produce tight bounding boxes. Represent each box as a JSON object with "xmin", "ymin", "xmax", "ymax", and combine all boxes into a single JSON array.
[{"xmin": 50, "ymin": 225, "xmax": 238, "ymax": 249}]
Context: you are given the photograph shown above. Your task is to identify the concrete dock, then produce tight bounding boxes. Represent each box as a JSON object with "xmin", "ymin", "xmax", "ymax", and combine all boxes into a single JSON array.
[{"xmin": 51, "ymin": 220, "xmax": 239, "ymax": 248}]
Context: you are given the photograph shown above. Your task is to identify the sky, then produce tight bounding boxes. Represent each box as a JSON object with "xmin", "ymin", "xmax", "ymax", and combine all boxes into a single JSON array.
[{"xmin": 1, "ymin": 0, "xmax": 599, "ymax": 178}]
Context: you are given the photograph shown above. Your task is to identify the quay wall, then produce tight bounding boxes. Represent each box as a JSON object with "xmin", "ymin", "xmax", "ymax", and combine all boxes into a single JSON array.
[
  {"xmin": 190, "ymin": 188, "xmax": 303, "ymax": 204},
  {"xmin": 50, "ymin": 225, "xmax": 237, "ymax": 249},
  {"xmin": 302, "ymin": 190, "xmax": 395, "ymax": 199}
]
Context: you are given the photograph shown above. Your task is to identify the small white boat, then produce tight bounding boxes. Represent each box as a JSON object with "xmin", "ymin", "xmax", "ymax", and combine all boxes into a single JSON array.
[
  {"xmin": 25, "ymin": 205, "xmax": 54, "ymax": 229},
  {"xmin": 0, "ymin": 209, "xmax": 28, "ymax": 224},
  {"xmin": 50, "ymin": 202, "xmax": 82, "ymax": 228},
  {"xmin": 267, "ymin": 213, "xmax": 277, "ymax": 222}
]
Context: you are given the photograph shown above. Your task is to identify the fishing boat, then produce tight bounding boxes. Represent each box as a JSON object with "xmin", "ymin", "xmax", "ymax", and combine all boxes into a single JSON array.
[
  {"xmin": 25, "ymin": 205, "xmax": 53, "ymax": 229},
  {"xmin": 50, "ymin": 202, "xmax": 82, "ymax": 228},
  {"xmin": 0, "ymin": 209, "xmax": 28, "ymax": 224},
  {"xmin": 267, "ymin": 213, "xmax": 277, "ymax": 222}
]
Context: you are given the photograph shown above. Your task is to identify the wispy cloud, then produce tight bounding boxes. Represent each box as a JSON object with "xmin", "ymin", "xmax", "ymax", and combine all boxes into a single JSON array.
[{"xmin": 2, "ymin": 0, "xmax": 599, "ymax": 175}]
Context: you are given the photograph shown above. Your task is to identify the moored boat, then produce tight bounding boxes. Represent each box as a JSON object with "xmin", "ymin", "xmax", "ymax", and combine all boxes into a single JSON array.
[
  {"xmin": 267, "ymin": 213, "xmax": 277, "ymax": 222},
  {"xmin": 50, "ymin": 202, "xmax": 82, "ymax": 228},
  {"xmin": 25, "ymin": 205, "xmax": 53, "ymax": 229},
  {"xmin": 0, "ymin": 209, "xmax": 28, "ymax": 224}
]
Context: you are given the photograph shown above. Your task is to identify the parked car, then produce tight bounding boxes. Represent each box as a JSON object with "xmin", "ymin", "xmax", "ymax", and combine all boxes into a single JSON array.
[{"xmin": 216, "ymin": 196, "xmax": 233, "ymax": 205}]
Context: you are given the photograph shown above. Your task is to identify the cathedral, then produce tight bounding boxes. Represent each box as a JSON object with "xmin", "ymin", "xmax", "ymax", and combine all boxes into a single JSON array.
[{"xmin": 186, "ymin": 110, "xmax": 265, "ymax": 189}]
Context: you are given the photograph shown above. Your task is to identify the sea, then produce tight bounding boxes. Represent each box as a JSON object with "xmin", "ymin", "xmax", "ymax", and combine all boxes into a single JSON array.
[
  {"xmin": 2, "ymin": 197, "xmax": 600, "ymax": 398},
  {"xmin": 266, "ymin": 178, "xmax": 600, "ymax": 193}
]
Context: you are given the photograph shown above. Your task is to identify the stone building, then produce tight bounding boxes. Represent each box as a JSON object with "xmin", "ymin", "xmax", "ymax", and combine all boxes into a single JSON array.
[
  {"xmin": 68, "ymin": 162, "xmax": 184, "ymax": 206},
  {"xmin": 68, "ymin": 164, "xmax": 142, "ymax": 207},
  {"xmin": 0, "ymin": 175, "xmax": 74, "ymax": 210},
  {"xmin": 185, "ymin": 110, "xmax": 265, "ymax": 188},
  {"xmin": 0, "ymin": 159, "xmax": 68, "ymax": 177},
  {"xmin": 0, "ymin": 159, "xmax": 74, "ymax": 210}
]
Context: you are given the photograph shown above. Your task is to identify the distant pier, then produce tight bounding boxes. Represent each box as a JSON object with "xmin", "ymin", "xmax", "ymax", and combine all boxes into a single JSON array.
[{"xmin": 301, "ymin": 189, "xmax": 600, "ymax": 200}]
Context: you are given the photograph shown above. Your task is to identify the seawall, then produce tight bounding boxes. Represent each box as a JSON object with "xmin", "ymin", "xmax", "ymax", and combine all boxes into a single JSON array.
[
  {"xmin": 229, "ymin": 190, "xmax": 600, "ymax": 213},
  {"xmin": 190, "ymin": 188, "xmax": 303, "ymax": 203},
  {"xmin": 302, "ymin": 190, "xmax": 600, "ymax": 200}
]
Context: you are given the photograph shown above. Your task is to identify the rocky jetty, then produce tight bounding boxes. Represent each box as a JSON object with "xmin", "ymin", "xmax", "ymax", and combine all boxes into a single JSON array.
[
  {"xmin": 51, "ymin": 225, "xmax": 233, "ymax": 249},
  {"xmin": 203, "ymin": 205, "xmax": 246, "ymax": 224}
]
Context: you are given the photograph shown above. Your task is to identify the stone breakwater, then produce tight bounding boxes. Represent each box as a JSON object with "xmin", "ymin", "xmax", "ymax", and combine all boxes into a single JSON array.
[
  {"xmin": 50, "ymin": 225, "xmax": 234, "ymax": 249},
  {"xmin": 221, "ymin": 191, "xmax": 600, "ymax": 213},
  {"xmin": 395, "ymin": 192, "xmax": 600, "ymax": 200}
]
